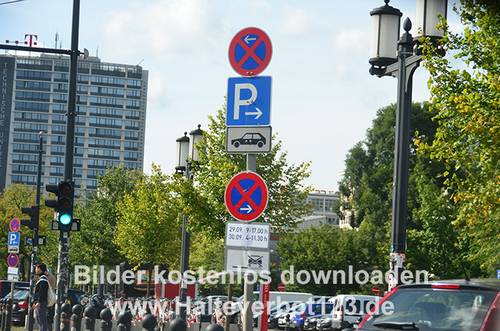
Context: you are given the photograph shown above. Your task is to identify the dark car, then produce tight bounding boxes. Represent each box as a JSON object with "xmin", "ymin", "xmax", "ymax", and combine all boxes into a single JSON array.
[
  {"xmin": 355, "ymin": 279, "xmax": 499, "ymax": 331},
  {"xmin": 3, "ymin": 287, "xmax": 86, "ymax": 326},
  {"xmin": 231, "ymin": 133, "xmax": 266, "ymax": 148},
  {"xmin": 268, "ymin": 301, "xmax": 302, "ymax": 329},
  {"xmin": 0, "ymin": 280, "xmax": 29, "ymax": 299},
  {"xmin": 290, "ymin": 303, "xmax": 334, "ymax": 330},
  {"xmin": 304, "ymin": 313, "xmax": 331, "ymax": 330},
  {"xmin": 5, "ymin": 287, "xmax": 30, "ymax": 325}
]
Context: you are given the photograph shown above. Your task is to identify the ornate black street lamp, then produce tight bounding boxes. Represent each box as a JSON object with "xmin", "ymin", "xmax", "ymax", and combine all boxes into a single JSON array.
[
  {"xmin": 369, "ymin": 0, "xmax": 447, "ymax": 289},
  {"xmin": 175, "ymin": 125, "xmax": 204, "ymax": 320}
]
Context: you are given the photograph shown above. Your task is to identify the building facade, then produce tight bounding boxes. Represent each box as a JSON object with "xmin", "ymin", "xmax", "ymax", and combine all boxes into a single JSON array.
[
  {"xmin": 0, "ymin": 53, "xmax": 148, "ymax": 195},
  {"xmin": 296, "ymin": 190, "xmax": 340, "ymax": 229}
]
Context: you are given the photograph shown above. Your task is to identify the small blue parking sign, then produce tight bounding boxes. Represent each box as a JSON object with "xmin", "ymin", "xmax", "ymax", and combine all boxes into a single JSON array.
[
  {"xmin": 227, "ymin": 76, "xmax": 271, "ymax": 126},
  {"xmin": 8, "ymin": 232, "xmax": 20, "ymax": 246},
  {"xmin": 497, "ymin": 269, "xmax": 500, "ymax": 279}
]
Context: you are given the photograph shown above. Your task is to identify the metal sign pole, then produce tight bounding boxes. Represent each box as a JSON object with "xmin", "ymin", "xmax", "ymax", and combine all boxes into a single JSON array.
[{"xmin": 242, "ymin": 154, "xmax": 256, "ymax": 331}]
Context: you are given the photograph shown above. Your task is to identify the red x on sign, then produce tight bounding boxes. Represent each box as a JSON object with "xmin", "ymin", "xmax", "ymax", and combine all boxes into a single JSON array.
[
  {"xmin": 225, "ymin": 171, "xmax": 269, "ymax": 222},
  {"xmin": 228, "ymin": 27, "xmax": 273, "ymax": 76}
]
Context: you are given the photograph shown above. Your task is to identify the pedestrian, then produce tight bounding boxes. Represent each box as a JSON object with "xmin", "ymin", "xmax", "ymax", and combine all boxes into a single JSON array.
[
  {"xmin": 33, "ymin": 262, "xmax": 49, "ymax": 331},
  {"xmin": 46, "ymin": 268, "xmax": 56, "ymax": 330}
]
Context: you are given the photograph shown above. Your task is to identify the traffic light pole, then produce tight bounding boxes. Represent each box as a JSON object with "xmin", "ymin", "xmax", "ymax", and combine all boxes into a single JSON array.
[
  {"xmin": 54, "ymin": 1, "xmax": 80, "ymax": 330},
  {"xmin": 27, "ymin": 132, "xmax": 43, "ymax": 331}
]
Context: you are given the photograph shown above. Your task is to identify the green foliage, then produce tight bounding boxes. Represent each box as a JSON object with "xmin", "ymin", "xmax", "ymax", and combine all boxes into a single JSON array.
[
  {"xmin": 189, "ymin": 233, "xmax": 226, "ymax": 295},
  {"xmin": 114, "ymin": 165, "xmax": 181, "ymax": 268},
  {"xmin": 419, "ymin": 0, "xmax": 500, "ymax": 274},
  {"xmin": 277, "ymin": 226, "xmax": 367, "ymax": 295},
  {"xmin": 0, "ymin": 184, "xmax": 59, "ymax": 279},
  {"xmin": 338, "ymin": 103, "xmax": 440, "ymax": 270},
  {"xmin": 335, "ymin": 99, "xmax": 479, "ymax": 279},
  {"xmin": 191, "ymin": 106, "xmax": 313, "ymax": 238},
  {"xmin": 70, "ymin": 166, "xmax": 143, "ymax": 267}
]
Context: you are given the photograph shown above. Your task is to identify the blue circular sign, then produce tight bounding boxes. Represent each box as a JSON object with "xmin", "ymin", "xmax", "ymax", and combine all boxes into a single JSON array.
[
  {"xmin": 228, "ymin": 27, "xmax": 273, "ymax": 76},
  {"xmin": 7, "ymin": 253, "xmax": 19, "ymax": 267},
  {"xmin": 9, "ymin": 218, "xmax": 20, "ymax": 232},
  {"xmin": 225, "ymin": 171, "xmax": 268, "ymax": 222}
]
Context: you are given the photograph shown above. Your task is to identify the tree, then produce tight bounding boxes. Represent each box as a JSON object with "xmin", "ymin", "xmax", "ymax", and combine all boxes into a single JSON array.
[
  {"xmin": 189, "ymin": 106, "xmax": 312, "ymax": 238},
  {"xmin": 114, "ymin": 165, "xmax": 181, "ymax": 269},
  {"xmin": 277, "ymin": 225, "xmax": 365, "ymax": 295},
  {"xmin": 419, "ymin": 0, "xmax": 500, "ymax": 274},
  {"xmin": 338, "ymin": 103, "xmax": 439, "ymax": 269},
  {"xmin": 70, "ymin": 166, "xmax": 143, "ymax": 267},
  {"xmin": 336, "ymin": 102, "xmax": 472, "ymax": 278},
  {"xmin": 0, "ymin": 184, "xmax": 59, "ymax": 279},
  {"xmin": 189, "ymin": 233, "xmax": 226, "ymax": 296}
]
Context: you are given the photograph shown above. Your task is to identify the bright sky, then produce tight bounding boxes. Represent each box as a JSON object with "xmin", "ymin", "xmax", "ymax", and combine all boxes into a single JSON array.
[{"xmin": 1, "ymin": 0, "xmax": 461, "ymax": 191}]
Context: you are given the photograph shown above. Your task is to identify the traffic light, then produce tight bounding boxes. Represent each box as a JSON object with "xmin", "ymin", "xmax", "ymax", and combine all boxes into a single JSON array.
[
  {"xmin": 21, "ymin": 205, "xmax": 39, "ymax": 230},
  {"xmin": 45, "ymin": 181, "xmax": 75, "ymax": 231}
]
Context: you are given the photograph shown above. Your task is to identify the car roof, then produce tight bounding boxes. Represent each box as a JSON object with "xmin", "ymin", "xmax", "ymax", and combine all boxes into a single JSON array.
[{"xmin": 399, "ymin": 278, "xmax": 500, "ymax": 291}]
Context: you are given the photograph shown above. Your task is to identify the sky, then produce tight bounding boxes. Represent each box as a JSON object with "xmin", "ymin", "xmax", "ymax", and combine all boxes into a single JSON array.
[{"xmin": 0, "ymin": 0, "xmax": 461, "ymax": 191}]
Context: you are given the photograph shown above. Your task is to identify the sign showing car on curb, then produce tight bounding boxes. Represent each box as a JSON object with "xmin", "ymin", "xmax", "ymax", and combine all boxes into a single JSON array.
[
  {"xmin": 226, "ymin": 126, "xmax": 272, "ymax": 154},
  {"xmin": 225, "ymin": 248, "xmax": 270, "ymax": 272},
  {"xmin": 227, "ymin": 76, "xmax": 271, "ymax": 127}
]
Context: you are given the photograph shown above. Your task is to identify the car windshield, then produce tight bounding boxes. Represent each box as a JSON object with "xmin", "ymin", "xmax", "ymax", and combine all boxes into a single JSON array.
[
  {"xmin": 363, "ymin": 288, "xmax": 496, "ymax": 331},
  {"xmin": 311, "ymin": 303, "xmax": 334, "ymax": 315},
  {"xmin": 4, "ymin": 289, "xmax": 29, "ymax": 301}
]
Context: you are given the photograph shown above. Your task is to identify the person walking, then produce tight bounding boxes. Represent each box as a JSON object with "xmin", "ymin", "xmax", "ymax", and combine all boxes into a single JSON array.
[{"xmin": 33, "ymin": 263, "xmax": 49, "ymax": 331}]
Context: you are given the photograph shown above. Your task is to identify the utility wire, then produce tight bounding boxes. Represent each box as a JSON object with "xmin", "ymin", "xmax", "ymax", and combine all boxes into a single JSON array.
[{"xmin": 0, "ymin": 0, "xmax": 27, "ymax": 5}]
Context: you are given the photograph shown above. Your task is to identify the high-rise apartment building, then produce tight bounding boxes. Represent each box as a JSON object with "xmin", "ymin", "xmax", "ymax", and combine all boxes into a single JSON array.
[{"xmin": 0, "ymin": 53, "xmax": 148, "ymax": 195}]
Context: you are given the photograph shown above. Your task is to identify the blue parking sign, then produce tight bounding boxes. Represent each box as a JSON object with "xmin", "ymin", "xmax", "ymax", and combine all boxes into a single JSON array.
[
  {"xmin": 8, "ymin": 232, "xmax": 20, "ymax": 246},
  {"xmin": 227, "ymin": 76, "xmax": 271, "ymax": 126}
]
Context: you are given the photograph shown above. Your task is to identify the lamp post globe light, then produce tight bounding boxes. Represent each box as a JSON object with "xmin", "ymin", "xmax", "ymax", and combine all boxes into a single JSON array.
[
  {"xmin": 189, "ymin": 124, "xmax": 204, "ymax": 163},
  {"xmin": 175, "ymin": 125, "xmax": 204, "ymax": 321},
  {"xmin": 368, "ymin": 0, "xmax": 447, "ymax": 289},
  {"xmin": 369, "ymin": 0, "xmax": 402, "ymax": 69},
  {"xmin": 175, "ymin": 132, "xmax": 190, "ymax": 174}
]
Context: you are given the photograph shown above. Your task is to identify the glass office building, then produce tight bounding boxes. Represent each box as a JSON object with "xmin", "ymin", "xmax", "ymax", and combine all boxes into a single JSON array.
[{"xmin": 0, "ymin": 54, "xmax": 148, "ymax": 196}]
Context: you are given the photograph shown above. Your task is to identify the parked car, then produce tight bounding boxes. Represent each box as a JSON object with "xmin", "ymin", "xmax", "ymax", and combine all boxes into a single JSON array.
[
  {"xmin": 316, "ymin": 314, "xmax": 335, "ymax": 330},
  {"xmin": 328, "ymin": 294, "xmax": 380, "ymax": 330},
  {"xmin": 0, "ymin": 280, "xmax": 29, "ymax": 299},
  {"xmin": 5, "ymin": 287, "xmax": 30, "ymax": 326},
  {"xmin": 230, "ymin": 291, "xmax": 312, "ymax": 325},
  {"xmin": 289, "ymin": 302, "xmax": 334, "ymax": 330},
  {"xmin": 355, "ymin": 279, "xmax": 500, "ymax": 331},
  {"xmin": 278, "ymin": 303, "xmax": 306, "ymax": 329},
  {"xmin": 268, "ymin": 301, "xmax": 302, "ymax": 329},
  {"xmin": 3, "ymin": 287, "xmax": 86, "ymax": 326},
  {"xmin": 304, "ymin": 313, "xmax": 331, "ymax": 330}
]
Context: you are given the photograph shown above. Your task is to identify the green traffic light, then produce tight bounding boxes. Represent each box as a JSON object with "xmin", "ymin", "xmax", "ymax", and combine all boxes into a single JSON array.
[{"xmin": 59, "ymin": 213, "xmax": 72, "ymax": 225}]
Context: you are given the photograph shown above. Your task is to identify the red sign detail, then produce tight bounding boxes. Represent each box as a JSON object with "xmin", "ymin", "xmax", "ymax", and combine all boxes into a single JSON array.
[
  {"xmin": 228, "ymin": 27, "xmax": 272, "ymax": 76},
  {"xmin": 224, "ymin": 171, "xmax": 268, "ymax": 222},
  {"xmin": 277, "ymin": 283, "xmax": 286, "ymax": 292},
  {"xmin": 7, "ymin": 253, "xmax": 19, "ymax": 267},
  {"xmin": 24, "ymin": 34, "xmax": 38, "ymax": 47},
  {"xmin": 261, "ymin": 282, "xmax": 270, "ymax": 331},
  {"xmin": 9, "ymin": 218, "xmax": 20, "ymax": 232}
]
